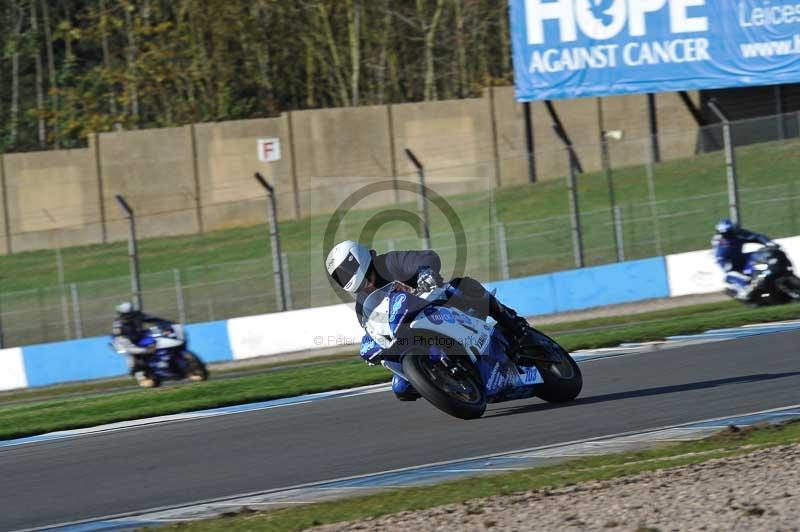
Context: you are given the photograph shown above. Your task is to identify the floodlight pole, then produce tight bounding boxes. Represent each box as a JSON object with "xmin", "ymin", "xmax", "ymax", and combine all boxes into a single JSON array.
[
  {"xmin": 523, "ymin": 102, "xmax": 537, "ymax": 183},
  {"xmin": 597, "ymin": 99, "xmax": 622, "ymax": 262},
  {"xmin": 404, "ymin": 149, "xmax": 432, "ymax": 250},
  {"xmin": 707, "ymin": 99, "xmax": 741, "ymax": 224},
  {"xmin": 553, "ymin": 124, "xmax": 584, "ymax": 268},
  {"xmin": 254, "ymin": 172, "xmax": 287, "ymax": 312},
  {"xmin": 115, "ymin": 195, "xmax": 142, "ymax": 310}
]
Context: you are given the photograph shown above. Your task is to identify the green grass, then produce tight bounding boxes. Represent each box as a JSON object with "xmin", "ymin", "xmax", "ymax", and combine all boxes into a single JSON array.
[
  {"xmin": 0, "ymin": 359, "xmax": 387, "ymax": 441},
  {"xmin": 3, "ymin": 136, "xmax": 800, "ymax": 346},
  {"xmin": 0, "ymin": 299, "xmax": 749, "ymax": 407},
  {"xmin": 0, "ymin": 351, "xmax": 355, "ymax": 407},
  {"xmin": 2, "ymin": 299, "xmax": 799, "ymax": 441},
  {"xmin": 555, "ymin": 301, "xmax": 800, "ymax": 350},
  {"xmin": 159, "ymin": 420, "xmax": 800, "ymax": 531}
]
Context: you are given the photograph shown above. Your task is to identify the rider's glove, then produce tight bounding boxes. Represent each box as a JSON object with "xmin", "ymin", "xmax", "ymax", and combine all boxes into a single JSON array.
[{"xmin": 416, "ymin": 267, "xmax": 443, "ymax": 293}]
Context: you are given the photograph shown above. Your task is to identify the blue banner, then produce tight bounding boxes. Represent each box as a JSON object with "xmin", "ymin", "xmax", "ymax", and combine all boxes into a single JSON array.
[{"xmin": 510, "ymin": 0, "xmax": 800, "ymax": 101}]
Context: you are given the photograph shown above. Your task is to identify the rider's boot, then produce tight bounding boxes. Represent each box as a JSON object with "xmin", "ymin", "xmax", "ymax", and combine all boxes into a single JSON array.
[
  {"xmin": 725, "ymin": 271, "xmax": 757, "ymax": 302},
  {"xmin": 488, "ymin": 296, "xmax": 531, "ymax": 359},
  {"xmin": 392, "ymin": 375, "xmax": 421, "ymax": 401},
  {"xmin": 130, "ymin": 356, "xmax": 156, "ymax": 388}
]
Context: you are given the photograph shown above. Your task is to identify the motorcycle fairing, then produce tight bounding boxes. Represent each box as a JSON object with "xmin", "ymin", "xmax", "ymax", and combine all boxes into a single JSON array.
[
  {"xmin": 408, "ymin": 305, "xmax": 494, "ymax": 357},
  {"xmin": 364, "ymin": 283, "xmax": 545, "ymax": 402},
  {"xmin": 477, "ymin": 331, "xmax": 542, "ymax": 401}
]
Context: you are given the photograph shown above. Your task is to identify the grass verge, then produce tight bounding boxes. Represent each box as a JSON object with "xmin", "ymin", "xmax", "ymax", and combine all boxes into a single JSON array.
[
  {"xmin": 2, "ymin": 299, "xmax": 799, "ymax": 441},
  {"xmin": 0, "ymin": 298, "xmax": 744, "ymax": 407},
  {"xmin": 158, "ymin": 421, "xmax": 800, "ymax": 531},
  {"xmin": 0, "ymin": 351, "xmax": 355, "ymax": 407}
]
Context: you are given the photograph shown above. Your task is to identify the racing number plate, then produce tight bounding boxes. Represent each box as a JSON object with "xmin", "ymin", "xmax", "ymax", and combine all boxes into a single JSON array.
[{"xmin": 518, "ymin": 365, "xmax": 543, "ymax": 386}]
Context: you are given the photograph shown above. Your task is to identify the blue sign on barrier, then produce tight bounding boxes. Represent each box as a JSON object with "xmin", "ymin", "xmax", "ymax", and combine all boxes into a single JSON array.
[{"xmin": 510, "ymin": 0, "xmax": 800, "ymax": 101}]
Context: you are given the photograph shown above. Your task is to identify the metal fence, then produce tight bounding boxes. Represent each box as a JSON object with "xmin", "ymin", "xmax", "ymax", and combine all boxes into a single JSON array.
[{"xmin": 1, "ymin": 110, "xmax": 800, "ymax": 348}]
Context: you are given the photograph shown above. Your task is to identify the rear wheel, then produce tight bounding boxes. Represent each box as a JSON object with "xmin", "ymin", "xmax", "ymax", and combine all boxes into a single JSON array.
[
  {"xmin": 778, "ymin": 276, "xmax": 800, "ymax": 301},
  {"xmin": 401, "ymin": 349, "xmax": 486, "ymax": 420},
  {"xmin": 517, "ymin": 329, "xmax": 582, "ymax": 403},
  {"xmin": 182, "ymin": 351, "xmax": 209, "ymax": 382}
]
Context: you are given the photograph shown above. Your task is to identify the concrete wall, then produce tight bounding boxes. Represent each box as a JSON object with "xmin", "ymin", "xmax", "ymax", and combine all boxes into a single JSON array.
[
  {"xmin": 392, "ymin": 97, "xmax": 496, "ymax": 195},
  {"xmin": 292, "ymin": 105, "xmax": 396, "ymax": 217},
  {"xmin": 0, "ymin": 88, "xmax": 706, "ymax": 254},
  {"xmin": 99, "ymin": 127, "xmax": 200, "ymax": 241},
  {"xmin": 2, "ymin": 146, "xmax": 102, "ymax": 252},
  {"xmin": 194, "ymin": 116, "xmax": 299, "ymax": 230},
  {"xmin": 492, "ymin": 87, "xmax": 701, "ymax": 186}
]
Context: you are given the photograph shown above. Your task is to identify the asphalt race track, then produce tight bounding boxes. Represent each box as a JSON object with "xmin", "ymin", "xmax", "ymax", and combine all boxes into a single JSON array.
[{"xmin": 2, "ymin": 330, "xmax": 799, "ymax": 531}]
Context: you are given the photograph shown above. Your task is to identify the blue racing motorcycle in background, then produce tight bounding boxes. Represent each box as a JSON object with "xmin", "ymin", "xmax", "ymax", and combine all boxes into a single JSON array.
[
  {"xmin": 360, "ymin": 281, "xmax": 582, "ymax": 419},
  {"xmin": 112, "ymin": 322, "xmax": 208, "ymax": 388},
  {"xmin": 736, "ymin": 244, "xmax": 800, "ymax": 306}
]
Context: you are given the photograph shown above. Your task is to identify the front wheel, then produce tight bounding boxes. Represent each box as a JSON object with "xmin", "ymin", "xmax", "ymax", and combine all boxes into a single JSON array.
[
  {"xmin": 401, "ymin": 350, "xmax": 486, "ymax": 420},
  {"xmin": 518, "ymin": 329, "xmax": 582, "ymax": 403},
  {"xmin": 181, "ymin": 351, "xmax": 209, "ymax": 382}
]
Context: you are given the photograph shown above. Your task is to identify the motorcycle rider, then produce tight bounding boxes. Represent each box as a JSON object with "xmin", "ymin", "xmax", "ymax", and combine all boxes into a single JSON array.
[
  {"xmin": 325, "ymin": 240, "xmax": 532, "ymax": 401},
  {"xmin": 712, "ymin": 219, "xmax": 778, "ymax": 302},
  {"xmin": 111, "ymin": 301, "xmax": 170, "ymax": 386}
]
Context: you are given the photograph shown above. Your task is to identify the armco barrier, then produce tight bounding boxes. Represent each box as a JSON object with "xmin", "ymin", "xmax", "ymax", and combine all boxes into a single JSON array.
[{"xmin": 7, "ymin": 237, "xmax": 799, "ymax": 391}]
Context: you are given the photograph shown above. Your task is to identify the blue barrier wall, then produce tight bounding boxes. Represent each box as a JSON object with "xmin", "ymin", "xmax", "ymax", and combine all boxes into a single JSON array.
[
  {"xmin": 486, "ymin": 274, "xmax": 557, "ymax": 317},
  {"xmin": 21, "ymin": 321, "xmax": 233, "ymax": 388},
  {"xmin": 552, "ymin": 257, "xmax": 670, "ymax": 313},
  {"xmin": 185, "ymin": 321, "xmax": 233, "ymax": 363},
  {"xmin": 14, "ymin": 257, "xmax": 670, "ymax": 389},
  {"xmin": 23, "ymin": 337, "xmax": 128, "ymax": 387},
  {"xmin": 488, "ymin": 257, "xmax": 669, "ymax": 317}
]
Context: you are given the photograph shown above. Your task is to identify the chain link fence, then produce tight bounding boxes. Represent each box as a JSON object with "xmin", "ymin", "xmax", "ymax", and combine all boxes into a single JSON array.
[{"xmin": 1, "ymin": 111, "xmax": 799, "ymax": 347}]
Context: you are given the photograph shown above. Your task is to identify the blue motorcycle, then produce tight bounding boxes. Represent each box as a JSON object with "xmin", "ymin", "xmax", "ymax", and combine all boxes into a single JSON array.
[
  {"xmin": 113, "ymin": 322, "xmax": 208, "ymax": 388},
  {"xmin": 361, "ymin": 282, "xmax": 582, "ymax": 419},
  {"xmin": 739, "ymin": 245, "xmax": 800, "ymax": 306}
]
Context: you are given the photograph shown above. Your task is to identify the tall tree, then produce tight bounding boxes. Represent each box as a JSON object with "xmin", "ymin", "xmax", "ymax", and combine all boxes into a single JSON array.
[
  {"xmin": 7, "ymin": 0, "xmax": 25, "ymax": 148},
  {"xmin": 30, "ymin": 0, "xmax": 47, "ymax": 147},
  {"xmin": 417, "ymin": 0, "xmax": 445, "ymax": 101},
  {"xmin": 0, "ymin": 0, "xmax": 517, "ymax": 151},
  {"xmin": 40, "ymin": 0, "xmax": 59, "ymax": 148}
]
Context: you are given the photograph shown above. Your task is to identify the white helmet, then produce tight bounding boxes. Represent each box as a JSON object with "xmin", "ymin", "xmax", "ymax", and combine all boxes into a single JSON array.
[
  {"xmin": 115, "ymin": 301, "xmax": 136, "ymax": 317},
  {"xmin": 326, "ymin": 240, "xmax": 372, "ymax": 293}
]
